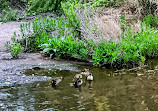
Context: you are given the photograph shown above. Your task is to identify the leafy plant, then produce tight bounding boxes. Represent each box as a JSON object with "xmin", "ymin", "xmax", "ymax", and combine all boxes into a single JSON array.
[
  {"xmin": 27, "ymin": 0, "xmax": 64, "ymax": 15},
  {"xmin": 12, "ymin": 1, "xmax": 82, "ymax": 51},
  {"xmin": 40, "ymin": 34, "xmax": 89, "ymax": 60},
  {"xmin": 10, "ymin": 43, "xmax": 22, "ymax": 58},
  {"xmin": 9, "ymin": 0, "xmax": 158, "ymax": 68},
  {"xmin": 61, "ymin": 1, "xmax": 81, "ymax": 39},
  {"xmin": 0, "ymin": 0, "xmax": 8, "ymax": 10},
  {"xmin": 91, "ymin": 40, "xmax": 120, "ymax": 67},
  {"xmin": 0, "ymin": 6, "xmax": 17, "ymax": 22},
  {"xmin": 143, "ymin": 14, "xmax": 158, "ymax": 28}
]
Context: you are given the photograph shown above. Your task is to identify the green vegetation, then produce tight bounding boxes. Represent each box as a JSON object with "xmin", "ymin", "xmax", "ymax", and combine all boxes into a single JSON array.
[
  {"xmin": 11, "ymin": 12, "xmax": 158, "ymax": 67},
  {"xmin": 78, "ymin": 0, "xmax": 125, "ymax": 8},
  {"xmin": 143, "ymin": 14, "xmax": 158, "ymax": 28},
  {"xmin": 27, "ymin": 0, "xmax": 63, "ymax": 15},
  {"xmin": 26, "ymin": 0, "xmax": 126, "ymax": 15},
  {"xmin": 61, "ymin": 2, "xmax": 81, "ymax": 39},
  {"xmin": 40, "ymin": 35, "xmax": 89, "ymax": 60},
  {"xmin": 0, "ymin": 0, "xmax": 17, "ymax": 22},
  {"xmin": 11, "ymin": 43, "xmax": 22, "ymax": 58},
  {"xmin": 7, "ymin": 0, "xmax": 158, "ymax": 68}
]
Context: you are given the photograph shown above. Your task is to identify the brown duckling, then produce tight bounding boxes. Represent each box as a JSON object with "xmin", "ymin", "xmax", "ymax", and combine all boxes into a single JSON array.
[
  {"xmin": 51, "ymin": 77, "xmax": 63, "ymax": 87},
  {"xmin": 73, "ymin": 74, "xmax": 82, "ymax": 81},
  {"xmin": 81, "ymin": 68, "xmax": 90, "ymax": 76},
  {"xmin": 73, "ymin": 78, "xmax": 83, "ymax": 88}
]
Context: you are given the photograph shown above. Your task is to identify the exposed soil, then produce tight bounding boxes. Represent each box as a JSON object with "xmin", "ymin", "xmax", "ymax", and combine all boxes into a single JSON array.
[
  {"xmin": 0, "ymin": 21, "xmax": 81, "ymax": 87},
  {"xmin": 0, "ymin": 21, "xmax": 23, "ymax": 53}
]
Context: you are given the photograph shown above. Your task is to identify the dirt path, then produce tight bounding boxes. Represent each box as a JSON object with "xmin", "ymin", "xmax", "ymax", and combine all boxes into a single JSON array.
[
  {"xmin": 0, "ymin": 21, "xmax": 24, "ymax": 53},
  {"xmin": 0, "ymin": 21, "xmax": 81, "ymax": 87}
]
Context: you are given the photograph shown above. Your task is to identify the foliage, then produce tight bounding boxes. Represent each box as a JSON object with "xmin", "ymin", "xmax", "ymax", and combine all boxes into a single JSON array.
[
  {"xmin": 27, "ymin": 0, "xmax": 63, "ymax": 15},
  {"xmin": 143, "ymin": 14, "xmax": 158, "ymax": 28},
  {"xmin": 0, "ymin": 0, "xmax": 8, "ymax": 10},
  {"xmin": 91, "ymin": 22, "xmax": 158, "ymax": 67},
  {"xmin": 0, "ymin": 0, "xmax": 17, "ymax": 22},
  {"xmin": 119, "ymin": 14, "xmax": 126, "ymax": 38},
  {"xmin": 12, "ymin": 14, "xmax": 80, "ymax": 52},
  {"xmin": 9, "ymin": 0, "xmax": 158, "ymax": 68},
  {"xmin": 61, "ymin": 1, "xmax": 81, "ymax": 39},
  {"xmin": 91, "ymin": 40, "xmax": 120, "ymax": 67},
  {"xmin": 38, "ymin": 21, "xmax": 158, "ymax": 68},
  {"xmin": 0, "ymin": 8, "xmax": 17, "ymax": 22},
  {"xmin": 40, "ymin": 34, "xmax": 89, "ymax": 60},
  {"xmin": 78, "ymin": 0, "xmax": 126, "ymax": 8},
  {"xmin": 26, "ymin": 0, "xmax": 126, "ymax": 15},
  {"xmin": 10, "ymin": 43, "xmax": 22, "ymax": 58},
  {"xmin": 12, "ymin": 1, "xmax": 81, "ymax": 52}
]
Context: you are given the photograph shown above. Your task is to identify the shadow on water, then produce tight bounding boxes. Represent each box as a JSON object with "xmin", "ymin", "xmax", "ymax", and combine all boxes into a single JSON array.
[{"xmin": 1, "ymin": 58, "xmax": 158, "ymax": 110}]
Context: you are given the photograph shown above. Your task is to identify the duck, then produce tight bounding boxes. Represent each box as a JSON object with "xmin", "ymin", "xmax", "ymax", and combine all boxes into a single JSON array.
[
  {"xmin": 81, "ymin": 68, "xmax": 89, "ymax": 72},
  {"xmin": 73, "ymin": 78, "xmax": 83, "ymax": 88},
  {"xmin": 51, "ymin": 77, "xmax": 63, "ymax": 87},
  {"xmin": 86, "ymin": 73, "xmax": 93, "ymax": 81},
  {"xmin": 73, "ymin": 74, "xmax": 82, "ymax": 81},
  {"xmin": 81, "ymin": 68, "xmax": 90, "ymax": 76}
]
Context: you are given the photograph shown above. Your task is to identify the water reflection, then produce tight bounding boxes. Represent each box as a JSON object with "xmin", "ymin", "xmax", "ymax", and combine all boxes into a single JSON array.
[{"xmin": 1, "ymin": 60, "xmax": 158, "ymax": 110}]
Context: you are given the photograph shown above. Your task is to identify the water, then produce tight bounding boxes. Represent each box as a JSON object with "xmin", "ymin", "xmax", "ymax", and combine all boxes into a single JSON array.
[{"xmin": 1, "ymin": 59, "xmax": 158, "ymax": 111}]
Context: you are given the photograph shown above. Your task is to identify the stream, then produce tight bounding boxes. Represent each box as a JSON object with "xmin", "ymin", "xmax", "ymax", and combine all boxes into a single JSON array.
[{"xmin": 0, "ymin": 58, "xmax": 158, "ymax": 111}]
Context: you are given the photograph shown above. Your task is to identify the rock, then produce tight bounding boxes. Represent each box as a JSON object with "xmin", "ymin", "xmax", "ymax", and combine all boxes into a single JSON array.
[{"xmin": 0, "ymin": 53, "xmax": 12, "ymax": 60}]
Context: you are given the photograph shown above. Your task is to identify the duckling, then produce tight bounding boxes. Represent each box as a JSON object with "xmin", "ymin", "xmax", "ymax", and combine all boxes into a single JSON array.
[
  {"xmin": 73, "ymin": 74, "xmax": 82, "ymax": 81},
  {"xmin": 73, "ymin": 78, "xmax": 83, "ymax": 88},
  {"xmin": 81, "ymin": 68, "xmax": 90, "ymax": 76},
  {"xmin": 81, "ymin": 68, "xmax": 89, "ymax": 72},
  {"xmin": 51, "ymin": 77, "xmax": 63, "ymax": 87},
  {"xmin": 86, "ymin": 73, "xmax": 93, "ymax": 81}
]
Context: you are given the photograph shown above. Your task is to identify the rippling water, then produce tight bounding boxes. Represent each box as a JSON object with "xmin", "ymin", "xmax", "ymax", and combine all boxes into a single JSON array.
[{"xmin": 1, "ymin": 58, "xmax": 158, "ymax": 111}]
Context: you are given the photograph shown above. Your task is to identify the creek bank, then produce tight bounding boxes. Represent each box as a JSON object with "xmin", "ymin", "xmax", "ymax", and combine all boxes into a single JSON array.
[
  {"xmin": 0, "ymin": 19, "xmax": 91, "ymax": 87},
  {"xmin": 0, "ymin": 53, "xmax": 81, "ymax": 87}
]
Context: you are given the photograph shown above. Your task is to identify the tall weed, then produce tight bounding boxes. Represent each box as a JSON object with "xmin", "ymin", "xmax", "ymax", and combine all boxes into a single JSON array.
[{"xmin": 61, "ymin": 1, "xmax": 81, "ymax": 39}]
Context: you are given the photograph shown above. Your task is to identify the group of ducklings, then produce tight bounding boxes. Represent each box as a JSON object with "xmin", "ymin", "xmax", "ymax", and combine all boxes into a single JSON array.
[
  {"xmin": 51, "ymin": 68, "xmax": 93, "ymax": 88},
  {"xmin": 73, "ymin": 68, "xmax": 93, "ymax": 88}
]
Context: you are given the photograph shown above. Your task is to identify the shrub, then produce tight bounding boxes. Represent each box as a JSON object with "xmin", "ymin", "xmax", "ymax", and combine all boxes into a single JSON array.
[
  {"xmin": 10, "ymin": 43, "xmax": 22, "ymax": 58},
  {"xmin": 12, "ymin": 2, "xmax": 81, "ymax": 52},
  {"xmin": 90, "ymin": 22, "xmax": 158, "ymax": 67},
  {"xmin": 143, "ymin": 14, "xmax": 158, "ymax": 28},
  {"xmin": 0, "ymin": 0, "xmax": 17, "ymax": 22},
  {"xmin": 91, "ymin": 40, "xmax": 120, "ymax": 67},
  {"xmin": 9, "ymin": 1, "xmax": 158, "ymax": 68},
  {"xmin": 40, "ymin": 34, "xmax": 89, "ymax": 60},
  {"xmin": 27, "ymin": 0, "xmax": 64, "ymax": 15},
  {"xmin": 61, "ymin": 1, "xmax": 81, "ymax": 39}
]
